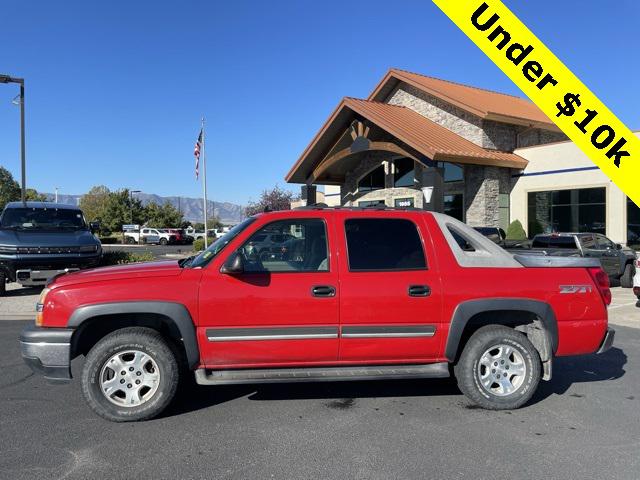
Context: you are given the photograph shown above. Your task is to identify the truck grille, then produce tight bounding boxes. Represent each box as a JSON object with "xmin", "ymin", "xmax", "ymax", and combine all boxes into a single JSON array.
[{"xmin": 16, "ymin": 246, "xmax": 82, "ymax": 254}]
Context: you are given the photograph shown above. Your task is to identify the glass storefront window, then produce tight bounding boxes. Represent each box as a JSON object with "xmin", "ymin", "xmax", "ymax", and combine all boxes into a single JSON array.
[
  {"xmin": 527, "ymin": 187, "xmax": 606, "ymax": 237},
  {"xmin": 438, "ymin": 162, "xmax": 463, "ymax": 182},
  {"xmin": 393, "ymin": 158, "xmax": 415, "ymax": 188},
  {"xmin": 628, "ymin": 197, "xmax": 640, "ymax": 249},
  {"xmin": 358, "ymin": 165, "xmax": 385, "ymax": 193},
  {"xmin": 444, "ymin": 193, "xmax": 464, "ymax": 221}
]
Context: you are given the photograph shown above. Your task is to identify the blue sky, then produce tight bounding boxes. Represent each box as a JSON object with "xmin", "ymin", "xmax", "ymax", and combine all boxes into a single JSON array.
[{"xmin": 1, "ymin": 0, "xmax": 638, "ymax": 205}]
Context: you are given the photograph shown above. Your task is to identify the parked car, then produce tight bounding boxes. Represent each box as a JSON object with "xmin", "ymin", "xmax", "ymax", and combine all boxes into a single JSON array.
[
  {"xmin": 509, "ymin": 233, "xmax": 636, "ymax": 287},
  {"xmin": 20, "ymin": 208, "xmax": 614, "ymax": 421},
  {"xmin": 124, "ymin": 228, "xmax": 173, "ymax": 245},
  {"xmin": 163, "ymin": 228, "xmax": 192, "ymax": 245},
  {"xmin": 186, "ymin": 229, "xmax": 216, "ymax": 241},
  {"xmin": 0, "ymin": 202, "xmax": 102, "ymax": 295}
]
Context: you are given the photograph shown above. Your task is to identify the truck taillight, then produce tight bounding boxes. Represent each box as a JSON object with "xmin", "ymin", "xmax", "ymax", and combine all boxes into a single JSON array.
[{"xmin": 588, "ymin": 267, "xmax": 611, "ymax": 306}]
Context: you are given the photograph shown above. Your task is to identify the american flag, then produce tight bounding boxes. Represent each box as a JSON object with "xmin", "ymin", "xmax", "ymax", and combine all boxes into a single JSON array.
[{"xmin": 194, "ymin": 130, "xmax": 202, "ymax": 179}]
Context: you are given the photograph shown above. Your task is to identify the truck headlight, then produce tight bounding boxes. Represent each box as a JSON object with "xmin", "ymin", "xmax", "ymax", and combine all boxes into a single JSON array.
[
  {"xmin": 79, "ymin": 244, "xmax": 98, "ymax": 253},
  {"xmin": 35, "ymin": 288, "xmax": 50, "ymax": 327}
]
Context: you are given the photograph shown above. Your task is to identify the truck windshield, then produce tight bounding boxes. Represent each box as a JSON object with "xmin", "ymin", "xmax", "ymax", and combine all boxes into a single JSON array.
[
  {"xmin": 187, "ymin": 217, "xmax": 256, "ymax": 268},
  {"xmin": 0, "ymin": 207, "xmax": 87, "ymax": 231}
]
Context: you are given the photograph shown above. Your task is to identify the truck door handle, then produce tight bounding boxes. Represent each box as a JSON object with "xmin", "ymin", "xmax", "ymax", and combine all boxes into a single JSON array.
[
  {"xmin": 408, "ymin": 285, "xmax": 431, "ymax": 297},
  {"xmin": 312, "ymin": 285, "xmax": 336, "ymax": 297}
]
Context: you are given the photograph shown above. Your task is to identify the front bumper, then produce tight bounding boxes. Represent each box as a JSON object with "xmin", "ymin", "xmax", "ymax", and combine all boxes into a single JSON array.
[
  {"xmin": 0, "ymin": 253, "xmax": 100, "ymax": 283},
  {"xmin": 596, "ymin": 328, "xmax": 615, "ymax": 354},
  {"xmin": 20, "ymin": 325, "xmax": 74, "ymax": 383},
  {"xmin": 16, "ymin": 268, "xmax": 79, "ymax": 286}
]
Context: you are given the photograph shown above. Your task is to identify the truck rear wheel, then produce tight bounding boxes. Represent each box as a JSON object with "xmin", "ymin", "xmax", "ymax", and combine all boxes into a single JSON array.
[
  {"xmin": 620, "ymin": 263, "xmax": 634, "ymax": 288},
  {"xmin": 454, "ymin": 325, "xmax": 540, "ymax": 410},
  {"xmin": 81, "ymin": 327, "xmax": 180, "ymax": 422}
]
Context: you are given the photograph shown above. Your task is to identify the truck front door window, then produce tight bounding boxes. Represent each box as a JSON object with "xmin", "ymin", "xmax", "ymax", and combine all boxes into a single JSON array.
[{"xmin": 239, "ymin": 219, "xmax": 328, "ymax": 272}]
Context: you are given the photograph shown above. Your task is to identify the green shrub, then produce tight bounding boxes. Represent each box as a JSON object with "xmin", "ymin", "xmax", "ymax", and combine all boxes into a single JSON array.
[
  {"xmin": 100, "ymin": 251, "xmax": 155, "ymax": 266},
  {"xmin": 506, "ymin": 220, "xmax": 527, "ymax": 240},
  {"xmin": 98, "ymin": 236, "xmax": 120, "ymax": 244},
  {"xmin": 193, "ymin": 238, "xmax": 205, "ymax": 252}
]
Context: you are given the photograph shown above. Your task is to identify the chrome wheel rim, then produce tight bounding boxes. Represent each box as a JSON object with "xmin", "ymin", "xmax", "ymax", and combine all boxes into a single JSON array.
[
  {"xmin": 477, "ymin": 344, "xmax": 527, "ymax": 397},
  {"xmin": 100, "ymin": 350, "xmax": 160, "ymax": 407}
]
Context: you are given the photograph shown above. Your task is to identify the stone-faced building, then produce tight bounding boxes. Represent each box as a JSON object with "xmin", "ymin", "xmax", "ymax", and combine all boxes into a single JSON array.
[{"xmin": 286, "ymin": 68, "xmax": 566, "ymax": 229}]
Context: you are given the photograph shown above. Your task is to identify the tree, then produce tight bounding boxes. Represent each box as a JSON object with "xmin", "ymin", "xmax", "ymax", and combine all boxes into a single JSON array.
[
  {"xmin": 79, "ymin": 185, "xmax": 111, "ymax": 225},
  {"xmin": 144, "ymin": 201, "xmax": 183, "ymax": 228},
  {"xmin": 180, "ymin": 220, "xmax": 193, "ymax": 229},
  {"xmin": 245, "ymin": 185, "xmax": 298, "ymax": 217},
  {"xmin": 25, "ymin": 189, "xmax": 48, "ymax": 201},
  {"xmin": 0, "ymin": 166, "xmax": 48, "ymax": 208},
  {"xmin": 206, "ymin": 217, "xmax": 223, "ymax": 230},
  {"xmin": 506, "ymin": 220, "xmax": 527, "ymax": 240},
  {"xmin": 101, "ymin": 189, "xmax": 145, "ymax": 233},
  {"xmin": 0, "ymin": 166, "xmax": 21, "ymax": 210}
]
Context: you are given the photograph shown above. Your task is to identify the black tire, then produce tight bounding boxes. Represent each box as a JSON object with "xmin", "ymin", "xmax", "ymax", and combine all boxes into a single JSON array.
[
  {"xmin": 0, "ymin": 273, "xmax": 6, "ymax": 296},
  {"xmin": 620, "ymin": 263, "xmax": 634, "ymax": 289},
  {"xmin": 81, "ymin": 327, "xmax": 180, "ymax": 422},
  {"xmin": 126, "ymin": 236, "xmax": 135, "ymax": 244},
  {"xmin": 160, "ymin": 238, "xmax": 168, "ymax": 246},
  {"xmin": 454, "ymin": 325, "xmax": 541, "ymax": 410}
]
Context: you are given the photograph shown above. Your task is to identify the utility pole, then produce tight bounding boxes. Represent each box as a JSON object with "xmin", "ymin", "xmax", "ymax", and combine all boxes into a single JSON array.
[{"xmin": 0, "ymin": 74, "xmax": 26, "ymax": 203}]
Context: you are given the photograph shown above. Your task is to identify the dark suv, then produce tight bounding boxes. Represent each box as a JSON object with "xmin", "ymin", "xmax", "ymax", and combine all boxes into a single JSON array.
[{"xmin": 0, "ymin": 202, "xmax": 102, "ymax": 295}]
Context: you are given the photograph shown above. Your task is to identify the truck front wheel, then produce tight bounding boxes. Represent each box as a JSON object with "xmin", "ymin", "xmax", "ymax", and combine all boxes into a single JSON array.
[
  {"xmin": 81, "ymin": 327, "xmax": 180, "ymax": 422},
  {"xmin": 620, "ymin": 263, "xmax": 634, "ymax": 288},
  {"xmin": 0, "ymin": 272, "xmax": 6, "ymax": 296},
  {"xmin": 454, "ymin": 325, "xmax": 541, "ymax": 410}
]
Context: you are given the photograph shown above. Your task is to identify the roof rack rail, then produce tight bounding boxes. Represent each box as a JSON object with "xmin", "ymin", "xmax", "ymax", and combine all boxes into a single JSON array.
[{"xmin": 293, "ymin": 203, "xmax": 422, "ymax": 212}]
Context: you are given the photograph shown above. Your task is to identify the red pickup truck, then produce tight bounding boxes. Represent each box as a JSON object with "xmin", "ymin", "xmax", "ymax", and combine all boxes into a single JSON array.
[{"xmin": 20, "ymin": 207, "xmax": 614, "ymax": 421}]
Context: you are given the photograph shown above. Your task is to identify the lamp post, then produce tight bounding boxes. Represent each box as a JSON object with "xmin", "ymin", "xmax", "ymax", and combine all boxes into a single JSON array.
[
  {"xmin": 0, "ymin": 74, "xmax": 26, "ymax": 203},
  {"xmin": 130, "ymin": 190, "xmax": 141, "ymax": 244}
]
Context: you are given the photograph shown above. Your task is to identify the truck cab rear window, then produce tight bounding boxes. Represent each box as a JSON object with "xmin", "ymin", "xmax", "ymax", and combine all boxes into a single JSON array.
[
  {"xmin": 532, "ymin": 236, "xmax": 576, "ymax": 248},
  {"xmin": 345, "ymin": 218, "xmax": 426, "ymax": 271}
]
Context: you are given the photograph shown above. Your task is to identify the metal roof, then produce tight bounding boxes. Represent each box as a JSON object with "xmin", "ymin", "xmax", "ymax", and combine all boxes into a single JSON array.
[
  {"xmin": 286, "ymin": 97, "xmax": 528, "ymax": 183},
  {"xmin": 369, "ymin": 68, "xmax": 556, "ymax": 128},
  {"xmin": 342, "ymin": 98, "xmax": 528, "ymax": 168}
]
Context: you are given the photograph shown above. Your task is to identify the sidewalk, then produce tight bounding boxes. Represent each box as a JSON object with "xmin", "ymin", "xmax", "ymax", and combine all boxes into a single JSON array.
[{"xmin": 0, "ymin": 284, "xmax": 41, "ymax": 320}]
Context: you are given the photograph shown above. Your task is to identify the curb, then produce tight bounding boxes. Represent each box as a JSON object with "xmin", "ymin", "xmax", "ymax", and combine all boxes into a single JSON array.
[{"xmin": 0, "ymin": 314, "xmax": 34, "ymax": 321}]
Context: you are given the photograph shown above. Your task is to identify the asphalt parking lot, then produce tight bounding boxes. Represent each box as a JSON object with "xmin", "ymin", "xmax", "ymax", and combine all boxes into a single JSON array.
[{"xmin": 1, "ymin": 319, "xmax": 639, "ymax": 480}]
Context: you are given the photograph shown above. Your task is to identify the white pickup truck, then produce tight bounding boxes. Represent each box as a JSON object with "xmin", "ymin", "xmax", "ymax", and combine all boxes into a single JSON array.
[{"xmin": 124, "ymin": 228, "xmax": 172, "ymax": 245}]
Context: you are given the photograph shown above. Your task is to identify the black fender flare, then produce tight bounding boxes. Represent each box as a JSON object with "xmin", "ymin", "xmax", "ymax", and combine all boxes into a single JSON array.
[
  {"xmin": 445, "ymin": 298, "xmax": 558, "ymax": 362},
  {"xmin": 68, "ymin": 301, "xmax": 199, "ymax": 368}
]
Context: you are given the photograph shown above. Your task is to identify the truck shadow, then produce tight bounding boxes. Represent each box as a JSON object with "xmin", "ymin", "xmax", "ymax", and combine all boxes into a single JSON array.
[
  {"xmin": 531, "ymin": 346, "xmax": 626, "ymax": 402},
  {"xmin": 165, "ymin": 347, "xmax": 626, "ymax": 417}
]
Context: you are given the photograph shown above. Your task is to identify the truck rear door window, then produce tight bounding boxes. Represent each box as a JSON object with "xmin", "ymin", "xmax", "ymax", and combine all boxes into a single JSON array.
[
  {"xmin": 345, "ymin": 218, "xmax": 426, "ymax": 271},
  {"xmin": 532, "ymin": 236, "xmax": 576, "ymax": 248}
]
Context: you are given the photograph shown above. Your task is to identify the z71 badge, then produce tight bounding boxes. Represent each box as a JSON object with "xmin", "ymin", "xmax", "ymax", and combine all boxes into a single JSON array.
[{"xmin": 559, "ymin": 285, "xmax": 593, "ymax": 294}]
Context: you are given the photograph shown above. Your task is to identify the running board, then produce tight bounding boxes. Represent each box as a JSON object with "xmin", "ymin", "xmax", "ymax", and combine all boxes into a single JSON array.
[{"xmin": 194, "ymin": 363, "xmax": 450, "ymax": 386}]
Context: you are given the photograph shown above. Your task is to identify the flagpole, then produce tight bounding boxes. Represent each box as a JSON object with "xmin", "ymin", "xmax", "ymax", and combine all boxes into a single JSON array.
[{"xmin": 201, "ymin": 116, "xmax": 209, "ymax": 248}]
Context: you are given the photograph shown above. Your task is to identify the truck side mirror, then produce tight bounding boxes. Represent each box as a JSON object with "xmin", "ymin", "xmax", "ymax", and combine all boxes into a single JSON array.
[
  {"xmin": 615, "ymin": 243, "xmax": 623, "ymax": 250},
  {"xmin": 89, "ymin": 221, "xmax": 100, "ymax": 233},
  {"xmin": 220, "ymin": 252, "xmax": 244, "ymax": 275}
]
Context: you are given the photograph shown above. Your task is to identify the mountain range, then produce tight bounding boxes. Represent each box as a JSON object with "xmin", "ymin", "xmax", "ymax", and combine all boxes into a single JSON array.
[{"xmin": 44, "ymin": 192, "xmax": 246, "ymax": 224}]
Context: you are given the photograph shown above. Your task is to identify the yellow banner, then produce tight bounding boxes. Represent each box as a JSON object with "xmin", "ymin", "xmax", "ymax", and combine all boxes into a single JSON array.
[{"xmin": 432, "ymin": 0, "xmax": 640, "ymax": 207}]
